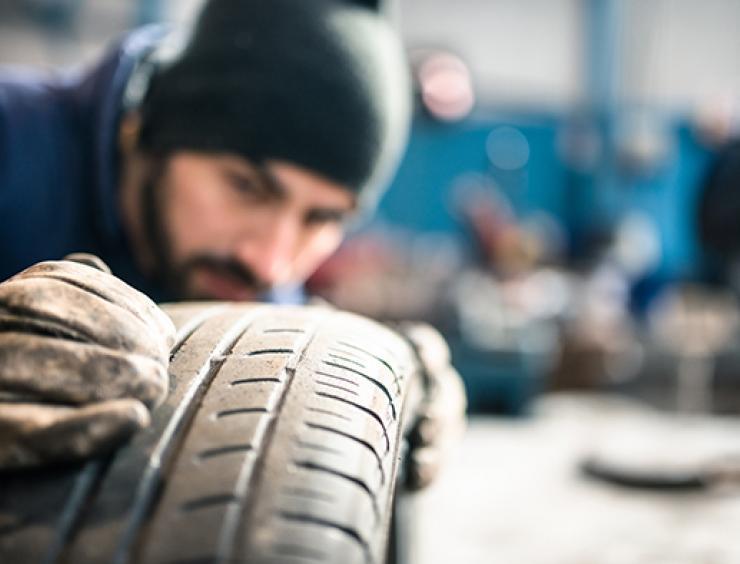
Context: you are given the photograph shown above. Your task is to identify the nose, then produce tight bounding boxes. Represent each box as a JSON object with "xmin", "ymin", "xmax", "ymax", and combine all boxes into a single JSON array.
[{"xmin": 234, "ymin": 214, "xmax": 298, "ymax": 287}]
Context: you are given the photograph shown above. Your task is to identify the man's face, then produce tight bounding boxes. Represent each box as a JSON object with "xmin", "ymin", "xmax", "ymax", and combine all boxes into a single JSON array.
[{"xmin": 145, "ymin": 152, "xmax": 356, "ymax": 301}]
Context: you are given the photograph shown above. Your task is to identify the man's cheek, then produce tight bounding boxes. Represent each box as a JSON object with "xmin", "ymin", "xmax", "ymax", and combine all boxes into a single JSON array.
[
  {"xmin": 292, "ymin": 232, "xmax": 344, "ymax": 284},
  {"xmin": 309, "ymin": 228, "xmax": 345, "ymax": 269}
]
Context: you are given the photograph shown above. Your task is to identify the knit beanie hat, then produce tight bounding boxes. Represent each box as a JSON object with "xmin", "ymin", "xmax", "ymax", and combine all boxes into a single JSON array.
[{"xmin": 136, "ymin": 0, "xmax": 411, "ymax": 210}]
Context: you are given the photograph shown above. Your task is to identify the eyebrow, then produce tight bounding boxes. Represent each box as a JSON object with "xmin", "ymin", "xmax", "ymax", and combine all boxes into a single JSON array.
[{"xmin": 305, "ymin": 207, "xmax": 351, "ymax": 223}]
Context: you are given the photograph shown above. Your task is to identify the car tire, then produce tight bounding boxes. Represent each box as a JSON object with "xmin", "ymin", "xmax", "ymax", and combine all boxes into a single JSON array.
[{"xmin": 0, "ymin": 302, "xmax": 423, "ymax": 564}]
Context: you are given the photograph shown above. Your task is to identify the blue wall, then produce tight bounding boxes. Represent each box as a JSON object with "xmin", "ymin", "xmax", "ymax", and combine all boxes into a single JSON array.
[{"xmin": 376, "ymin": 112, "xmax": 716, "ymax": 284}]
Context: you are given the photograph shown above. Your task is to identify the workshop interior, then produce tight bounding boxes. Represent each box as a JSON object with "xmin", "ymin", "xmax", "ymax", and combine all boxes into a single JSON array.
[{"xmin": 3, "ymin": 0, "xmax": 740, "ymax": 562}]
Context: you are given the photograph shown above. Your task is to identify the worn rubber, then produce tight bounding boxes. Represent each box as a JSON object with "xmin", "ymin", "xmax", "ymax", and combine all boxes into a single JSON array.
[{"xmin": 0, "ymin": 303, "xmax": 423, "ymax": 564}]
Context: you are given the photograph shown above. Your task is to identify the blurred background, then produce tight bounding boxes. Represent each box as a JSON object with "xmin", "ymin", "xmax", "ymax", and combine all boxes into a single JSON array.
[{"xmin": 4, "ymin": 0, "xmax": 740, "ymax": 561}]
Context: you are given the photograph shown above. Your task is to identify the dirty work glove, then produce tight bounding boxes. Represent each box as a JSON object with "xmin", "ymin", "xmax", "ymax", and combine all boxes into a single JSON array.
[
  {"xmin": 398, "ymin": 323, "xmax": 467, "ymax": 490},
  {"xmin": 0, "ymin": 254, "xmax": 176, "ymax": 469}
]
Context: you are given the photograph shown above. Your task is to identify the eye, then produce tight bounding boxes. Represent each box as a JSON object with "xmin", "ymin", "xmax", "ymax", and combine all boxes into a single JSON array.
[
  {"xmin": 305, "ymin": 209, "xmax": 348, "ymax": 226},
  {"xmin": 223, "ymin": 170, "xmax": 262, "ymax": 195}
]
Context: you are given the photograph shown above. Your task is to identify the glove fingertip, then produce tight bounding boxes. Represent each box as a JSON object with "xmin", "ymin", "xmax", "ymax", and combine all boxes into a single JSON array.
[
  {"xmin": 140, "ymin": 360, "xmax": 169, "ymax": 410},
  {"xmin": 118, "ymin": 398, "xmax": 151, "ymax": 428},
  {"xmin": 75, "ymin": 399, "xmax": 150, "ymax": 455},
  {"xmin": 63, "ymin": 253, "xmax": 112, "ymax": 274},
  {"xmin": 162, "ymin": 315, "xmax": 178, "ymax": 350},
  {"xmin": 406, "ymin": 447, "xmax": 442, "ymax": 491}
]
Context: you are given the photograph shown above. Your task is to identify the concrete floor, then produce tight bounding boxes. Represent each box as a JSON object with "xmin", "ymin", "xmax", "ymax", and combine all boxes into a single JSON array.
[{"xmin": 406, "ymin": 395, "xmax": 740, "ymax": 564}]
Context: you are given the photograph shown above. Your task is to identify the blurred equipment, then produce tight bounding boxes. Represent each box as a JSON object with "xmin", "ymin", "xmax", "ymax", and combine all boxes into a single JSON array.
[
  {"xmin": 452, "ymin": 175, "xmax": 544, "ymax": 278},
  {"xmin": 412, "ymin": 49, "xmax": 475, "ymax": 122},
  {"xmin": 581, "ymin": 394, "xmax": 740, "ymax": 492},
  {"xmin": 449, "ymin": 270, "xmax": 560, "ymax": 413},
  {"xmin": 698, "ymin": 138, "xmax": 740, "ymax": 288},
  {"xmin": 582, "ymin": 454, "xmax": 740, "ymax": 492},
  {"xmin": 648, "ymin": 285, "xmax": 739, "ymax": 414},
  {"xmin": 693, "ymin": 94, "xmax": 740, "ymax": 148}
]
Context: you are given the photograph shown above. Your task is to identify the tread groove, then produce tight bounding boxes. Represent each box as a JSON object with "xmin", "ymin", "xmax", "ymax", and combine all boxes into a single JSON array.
[
  {"xmin": 326, "ymin": 353, "xmax": 365, "ymax": 367},
  {"xmin": 305, "ymin": 422, "xmax": 386, "ymax": 485},
  {"xmin": 181, "ymin": 494, "xmax": 239, "ymax": 512},
  {"xmin": 336, "ymin": 341, "xmax": 402, "ymax": 394},
  {"xmin": 42, "ymin": 459, "xmax": 107, "ymax": 564},
  {"xmin": 296, "ymin": 440, "xmax": 343, "ymax": 455},
  {"xmin": 278, "ymin": 512, "xmax": 371, "ymax": 564},
  {"xmin": 315, "ymin": 371, "xmax": 360, "ymax": 387},
  {"xmin": 215, "ymin": 407, "xmax": 270, "ymax": 418},
  {"xmin": 230, "ymin": 377, "xmax": 282, "ymax": 385},
  {"xmin": 293, "ymin": 460, "xmax": 380, "ymax": 522},
  {"xmin": 306, "ymin": 406, "xmax": 352, "ymax": 421},
  {"xmin": 247, "ymin": 348, "xmax": 294, "ymax": 356},
  {"xmin": 315, "ymin": 380, "xmax": 359, "ymax": 396},
  {"xmin": 322, "ymin": 361, "xmax": 397, "ymax": 420},
  {"xmin": 315, "ymin": 392, "xmax": 391, "ymax": 453},
  {"xmin": 198, "ymin": 445, "xmax": 254, "ymax": 460},
  {"xmin": 282, "ymin": 488, "xmax": 336, "ymax": 503}
]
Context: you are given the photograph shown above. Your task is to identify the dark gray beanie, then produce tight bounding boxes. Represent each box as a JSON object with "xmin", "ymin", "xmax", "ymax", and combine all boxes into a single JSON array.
[{"xmin": 137, "ymin": 0, "xmax": 411, "ymax": 209}]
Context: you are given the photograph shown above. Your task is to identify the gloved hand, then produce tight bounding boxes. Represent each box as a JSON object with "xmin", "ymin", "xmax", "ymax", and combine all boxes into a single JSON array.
[
  {"xmin": 398, "ymin": 323, "xmax": 467, "ymax": 490},
  {"xmin": 0, "ymin": 254, "xmax": 176, "ymax": 469}
]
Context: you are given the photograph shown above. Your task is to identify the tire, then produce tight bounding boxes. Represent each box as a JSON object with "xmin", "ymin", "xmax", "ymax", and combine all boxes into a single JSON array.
[{"xmin": 0, "ymin": 303, "xmax": 424, "ymax": 564}]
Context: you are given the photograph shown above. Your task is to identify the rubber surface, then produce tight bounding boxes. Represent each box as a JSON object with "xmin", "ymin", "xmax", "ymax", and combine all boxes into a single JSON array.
[{"xmin": 0, "ymin": 303, "xmax": 423, "ymax": 564}]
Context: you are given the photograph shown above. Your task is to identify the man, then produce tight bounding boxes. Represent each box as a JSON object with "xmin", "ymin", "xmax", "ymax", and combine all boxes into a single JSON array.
[
  {"xmin": 0, "ymin": 0, "xmax": 464, "ymax": 487},
  {"xmin": 1, "ymin": 0, "xmax": 408, "ymax": 302}
]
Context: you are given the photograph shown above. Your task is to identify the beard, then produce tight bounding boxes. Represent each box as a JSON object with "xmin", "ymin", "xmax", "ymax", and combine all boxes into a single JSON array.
[{"xmin": 139, "ymin": 159, "xmax": 269, "ymax": 300}]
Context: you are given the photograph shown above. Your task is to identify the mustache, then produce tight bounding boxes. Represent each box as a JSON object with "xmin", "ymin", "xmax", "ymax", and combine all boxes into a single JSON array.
[{"xmin": 180, "ymin": 255, "xmax": 270, "ymax": 295}]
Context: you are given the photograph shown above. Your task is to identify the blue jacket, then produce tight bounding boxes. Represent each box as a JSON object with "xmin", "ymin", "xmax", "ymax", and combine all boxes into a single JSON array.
[{"xmin": 0, "ymin": 27, "xmax": 167, "ymax": 299}]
